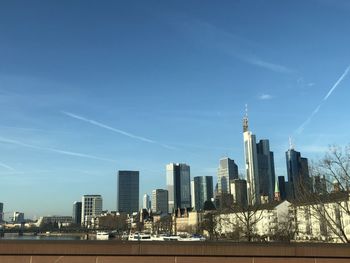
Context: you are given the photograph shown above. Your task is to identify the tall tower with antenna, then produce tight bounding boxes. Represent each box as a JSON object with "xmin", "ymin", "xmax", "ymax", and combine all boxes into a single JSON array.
[{"xmin": 243, "ymin": 105, "xmax": 260, "ymax": 205}]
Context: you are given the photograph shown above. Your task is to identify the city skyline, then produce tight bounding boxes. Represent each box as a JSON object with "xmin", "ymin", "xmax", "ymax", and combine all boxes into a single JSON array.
[{"xmin": 1, "ymin": 1, "xmax": 350, "ymax": 218}]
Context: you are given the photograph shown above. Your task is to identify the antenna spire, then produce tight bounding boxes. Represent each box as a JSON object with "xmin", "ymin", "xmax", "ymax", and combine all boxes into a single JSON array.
[
  {"xmin": 289, "ymin": 136, "xmax": 294, "ymax": 150},
  {"xmin": 243, "ymin": 104, "xmax": 249, "ymax": 132}
]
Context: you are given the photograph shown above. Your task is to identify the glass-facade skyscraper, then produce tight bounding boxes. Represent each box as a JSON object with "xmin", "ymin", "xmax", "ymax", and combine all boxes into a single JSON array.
[
  {"xmin": 166, "ymin": 163, "xmax": 191, "ymax": 213},
  {"xmin": 72, "ymin": 201, "xmax": 82, "ymax": 225},
  {"xmin": 217, "ymin": 158, "xmax": 238, "ymax": 194},
  {"xmin": 151, "ymin": 189, "xmax": 168, "ymax": 214},
  {"xmin": 193, "ymin": 176, "xmax": 213, "ymax": 211},
  {"xmin": 117, "ymin": 170, "xmax": 139, "ymax": 214},
  {"xmin": 286, "ymin": 148, "xmax": 311, "ymax": 199}
]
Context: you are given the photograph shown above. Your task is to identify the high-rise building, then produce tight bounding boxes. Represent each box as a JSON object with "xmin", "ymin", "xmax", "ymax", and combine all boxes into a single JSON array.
[
  {"xmin": 166, "ymin": 163, "xmax": 191, "ymax": 213},
  {"xmin": 0, "ymin": 202, "xmax": 3, "ymax": 222},
  {"xmin": 143, "ymin": 194, "xmax": 151, "ymax": 210},
  {"xmin": 286, "ymin": 147, "xmax": 311, "ymax": 199},
  {"xmin": 81, "ymin": 195, "xmax": 103, "ymax": 227},
  {"xmin": 13, "ymin": 212, "xmax": 24, "ymax": 223},
  {"xmin": 191, "ymin": 180, "xmax": 195, "ymax": 208},
  {"xmin": 243, "ymin": 110, "xmax": 260, "ymax": 205},
  {"xmin": 217, "ymin": 158, "xmax": 238, "ymax": 194},
  {"xmin": 193, "ymin": 176, "xmax": 213, "ymax": 211},
  {"xmin": 151, "ymin": 189, "xmax": 168, "ymax": 214},
  {"xmin": 117, "ymin": 170, "xmax": 139, "ymax": 214},
  {"xmin": 256, "ymin": 139, "xmax": 276, "ymax": 200},
  {"xmin": 72, "ymin": 201, "xmax": 82, "ymax": 225},
  {"xmin": 313, "ymin": 175, "xmax": 327, "ymax": 194},
  {"xmin": 230, "ymin": 179, "xmax": 248, "ymax": 208},
  {"xmin": 277, "ymin": 176, "xmax": 287, "ymax": 200}
]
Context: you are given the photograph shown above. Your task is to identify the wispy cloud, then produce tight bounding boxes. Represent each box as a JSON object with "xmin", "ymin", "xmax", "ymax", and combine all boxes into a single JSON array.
[
  {"xmin": 179, "ymin": 18, "xmax": 293, "ymax": 74},
  {"xmin": 243, "ymin": 57, "xmax": 293, "ymax": 74},
  {"xmin": 296, "ymin": 65, "xmax": 350, "ymax": 134},
  {"xmin": 62, "ymin": 111, "xmax": 176, "ymax": 150},
  {"xmin": 0, "ymin": 161, "xmax": 15, "ymax": 171},
  {"xmin": 0, "ymin": 136, "xmax": 115, "ymax": 162},
  {"xmin": 259, "ymin": 94, "xmax": 273, "ymax": 100}
]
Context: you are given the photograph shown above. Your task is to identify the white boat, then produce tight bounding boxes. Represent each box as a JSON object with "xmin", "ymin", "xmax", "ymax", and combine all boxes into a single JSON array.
[
  {"xmin": 96, "ymin": 231, "xmax": 110, "ymax": 240},
  {"xmin": 128, "ymin": 232, "xmax": 152, "ymax": 241}
]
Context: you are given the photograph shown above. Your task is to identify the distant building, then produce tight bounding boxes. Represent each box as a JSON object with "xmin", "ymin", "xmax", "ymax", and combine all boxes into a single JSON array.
[
  {"xmin": 230, "ymin": 179, "xmax": 248, "ymax": 208},
  {"xmin": 117, "ymin": 170, "xmax": 139, "ymax": 214},
  {"xmin": 151, "ymin": 189, "xmax": 168, "ymax": 214},
  {"xmin": 72, "ymin": 201, "xmax": 82, "ymax": 225},
  {"xmin": 37, "ymin": 216, "xmax": 73, "ymax": 227},
  {"xmin": 81, "ymin": 195, "xmax": 103, "ymax": 227},
  {"xmin": 286, "ymin": 147, "xmax": 311, "ymax": 199},
  {"xmin": 243, "ymin": 110, "xmax": 260, "ymax": 205},
  {"xmin": 166, "ymin": 163, "xmax": 191, "ymax": 213},
  {"xmin": 277, "ymin": 176, "xmax": 287, "ymax": 200},
  {"xmin": 256, "ymin": 139, "xmax": 276, "ymax": 200},
  {"xmin": 143, "ymin": 194, "xmax": 151, "ymax": 210},
  {"xmin": 191, "ymin": 180, "xmax": 195, "ymax": 209},
  {"xmin": 217, "ymin": 158, "xmax": 238, "ymax": 194},
  {"xmin": 13, "ymin": 212, "xmax": 24, "ymax": 223},
  {"xmin": 193, "ymin": 176, "xmax": 213, "ymax": 211},
  {"xmin": 313, "ymin": 175, "xmax": 327, "ymax": 194},
  {"xmin": 0, "ymin": 202, "xmax": 3, "ymax": 222}
]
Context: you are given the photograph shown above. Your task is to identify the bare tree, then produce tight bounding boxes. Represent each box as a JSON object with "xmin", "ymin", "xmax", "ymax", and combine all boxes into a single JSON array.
[{"xmin": 294, "ymin": 145, "xmax": 350, "ymax": 243}]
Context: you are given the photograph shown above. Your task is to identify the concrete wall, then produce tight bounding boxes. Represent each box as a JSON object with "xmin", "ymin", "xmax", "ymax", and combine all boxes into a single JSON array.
[{"xmin": 0, "ymin": 241, "xmax": 350, "ymax": 263}]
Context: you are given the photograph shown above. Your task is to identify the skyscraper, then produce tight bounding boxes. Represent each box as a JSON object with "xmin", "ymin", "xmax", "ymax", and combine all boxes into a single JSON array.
[
  {"xmin": 277, "ymin": 176, "xmax": 287, "ymax": 200},
  {"xmin": 191, "ymin": 179, "xmax": 195, "ymax": 208},
  {"xmin": 72, "ymin": 201, "xmax": 82, "ymax": 225},
  {"xmin": 143, "ymin": 194, "xmax": 151, "ymax": 210},
  {"xmin": 217, "ymin": 157, "xmax": 238, "ymax": 194},
  {"xmin": 256, "ymin": 139, "xmax": 276, "ymax": 200},
  {"xmin": 166, "ymin": 163, "xmax": 191, "ymax": 213},
  {"xmin": 117, "ymin": 170, "xmax": 139, "ymax": 214},
  {"xmin": 230, "ymin": 179, "xmax": 248, "ymax": 208},
  {"xmin": 0, "ymin": 202, "xmax": 3, "ymax": 222},
  {"xmin": 193, "ymin": 176, "xmax": 213, "ymax": 211},
  {"xmin": 286, "ymin": 146, "xmax": 311, "ymax": 199},
  {"xmin": 151, "ymin": 189, "xmax": 168, "ymax": 214},
  {"xmin": 81, "ymin": 195, "xmax": 102, "ymax": 227},
  {"xmin": 243, "ymin": 110, "xmax": 260, "ymax": 205}
]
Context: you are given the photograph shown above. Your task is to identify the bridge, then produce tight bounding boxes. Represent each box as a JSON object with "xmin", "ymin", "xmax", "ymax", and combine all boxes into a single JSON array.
[{"xmin": 0, "ymin": 240, "xmax": 349, "ymax": 262}]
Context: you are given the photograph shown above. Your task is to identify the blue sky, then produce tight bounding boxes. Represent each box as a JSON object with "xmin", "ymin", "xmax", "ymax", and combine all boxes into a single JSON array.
[{"xmin": 1, "ymin": 0, "xmax": 350, "ymax": 219}]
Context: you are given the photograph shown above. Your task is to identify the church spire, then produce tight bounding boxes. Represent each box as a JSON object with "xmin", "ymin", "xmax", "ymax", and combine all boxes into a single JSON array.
[
  {"xmin": 243, "ymin": 104, "xmax": 249, "ymax": 132},
  {"xmin": 274, "ymin": 179, "xmax": 281, "ymax": 202}
]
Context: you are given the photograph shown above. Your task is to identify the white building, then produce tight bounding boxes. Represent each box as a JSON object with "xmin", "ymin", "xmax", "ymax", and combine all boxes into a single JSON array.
[
  {"xmin": 81, "ymin": 195, "xmax": 103, "ymax": 227},
  {"xmin": 243, "ymin": 111, "xmax": 260, "ymax": 205},
  {"xmin": 217, "ymin": 200, "xmax": 292, "ymax": 241},
  {"xmin": 143, "ymin": 194, "xmax": 151, "ymax": 210},
  {"xmin": 294, "ymin": 193, "xmax": 350, "ymax": 243}
]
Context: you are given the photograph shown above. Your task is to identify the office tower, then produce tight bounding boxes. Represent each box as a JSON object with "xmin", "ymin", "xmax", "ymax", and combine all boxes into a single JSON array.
[
  {"xmin": 72, "ymin": 201, "xmax": 82, "ymax": 225},
  {"xmin": 166, "ymin": 163, "xmax": 191, "ymax": 213},
  {"xmin": 151, "ymin": 189, "xmax": 168, "ymax": 214},
  {"xmin": 277, "ymin": 176, "xmax": 287, "ymax": 200},
  {"xmin": 243, "ymin": 110, "xmax": 260, "ymax": 205},
  {"xmin": 13, "ymin": 212, "xmax": 24, "ymax": 223},
  {"xmin": 193, "ymin": 176, "xmax": 213, "ymax": 211},
  {"xmin": 117, "ymin": 170, "xmax": 139, "ymax": 214},
  {"xmin": 230, "ymin": 179, "xmax": 248, "ymax": 208},
  {"xmin": 217, "ymin": 158, "xmax": 238, "ymax": 194},
  {"xmin": 313, "ymin": 175, "xmax": 327, "ymax": 194},
  {"xmin": 191, "ymin": 180, "xmax": 195, "ymax": 208},
  {"xmin": 0, "ymin": 203, "xmax": 3, "ymax": 222},
  {"xmin": 143, "ymin": 194, "xmax": 151, "ymax": 210},
  {"xmin": 256, "ymin": 139, "xmax": 276, "ymax": 201},
  {"xmin": 81, "ymin": 195, "xmax": 103, "ymax": 227},
  {"xmin": 286, "ymin": 146, "xmax": 311, "ymax": 199}
]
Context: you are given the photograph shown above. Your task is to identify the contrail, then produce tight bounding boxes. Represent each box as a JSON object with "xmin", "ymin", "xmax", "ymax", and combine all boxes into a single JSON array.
[
  {"xmin": 296, "ymin": 65, "xmax": 350, "ymax": 134},
  {"xmin": 0, "ymin": 161, "xmax": 15, "ymax": 171},
  {"xmin": 62, "ymin": 111, "xmax": 176, "ymax": 150},
  {"xmin": 0, "ymin": 136, "xmax": 116, "ymax": 162}
]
